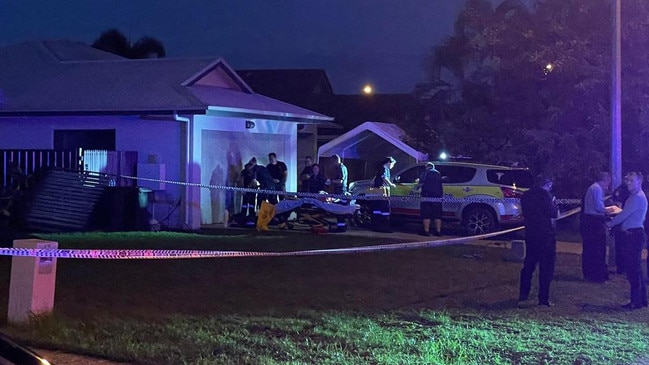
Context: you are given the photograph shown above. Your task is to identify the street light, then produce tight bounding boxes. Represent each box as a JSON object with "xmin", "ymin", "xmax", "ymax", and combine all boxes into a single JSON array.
[
  {"xmin": 362, "ymin": 84, "xmax": 373, "ymax": 95},
  {"xmin": 611, "ymin": 0, "xmax": 621, "ymax": 188}
]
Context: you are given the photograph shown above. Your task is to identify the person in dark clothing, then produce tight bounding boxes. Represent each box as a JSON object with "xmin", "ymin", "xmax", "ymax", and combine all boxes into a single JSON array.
[
  {"xmin": 240, "ymin": 157, "xmax": 259, "ymax": 220},
  {"xmin": 580, "ymin": 172, "xmax": 612, "ymax": 283},
  {"xmin": 518, "ymin": 175, "xmax": 559, "ymax": 307},
  {"xmin": 254, "ymin": 163, "xmax": 277, "ymax": 206},
  {"xmin": 307, "ymin": 164, "xmax": 328, "ymax": 193},
  {"xmin": 371, "ymin": 156, "xmax": 396, "ymax": 233},
  {"xmin": 330, "ymin": 154, "xmax": 348, "ymax": 195},
  {"xmin": 415, "ymin": 162, "xmax": 443, "ymax": 236},
  {"xmin": 267, "ymin": 152, "xmax": 288, "ymax": 201},
  {"xmin": 299, "ymin": 156, "xmax": 314, "ymax": 193},
  {"xmin": 608, "ymin": 183, "xmax": 630, "ymax": 274}
]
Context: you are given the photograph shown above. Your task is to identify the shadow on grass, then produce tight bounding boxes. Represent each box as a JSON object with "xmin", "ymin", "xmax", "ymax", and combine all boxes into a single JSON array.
[
  {"xmin": 576, "ymin": 302, "xmax": 624, "ymax": 313},
  {"xmin": 554, "ymin": 273, "xmax": 585, "ymax": 282}
]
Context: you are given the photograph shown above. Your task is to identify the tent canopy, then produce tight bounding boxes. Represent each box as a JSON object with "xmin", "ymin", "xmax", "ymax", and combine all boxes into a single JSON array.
[{"xmin": 317, "ymin": 121, "xmax": 428, "ymax": 180}]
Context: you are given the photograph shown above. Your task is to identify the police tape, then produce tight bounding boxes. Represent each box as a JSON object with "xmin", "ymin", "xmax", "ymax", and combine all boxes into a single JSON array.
[
  {"xmin": 0, "ymin": 207, "xmax": 582, "ymax": 260},
  {"xmin": 118, "ymin": 174, "xmax": 581, "ymax": 205}
]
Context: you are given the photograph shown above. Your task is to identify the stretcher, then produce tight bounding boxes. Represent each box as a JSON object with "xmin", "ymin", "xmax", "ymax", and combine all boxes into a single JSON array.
[{"xmin": 274, "ymin": 197, "xmax": 359, "ymax": 233}]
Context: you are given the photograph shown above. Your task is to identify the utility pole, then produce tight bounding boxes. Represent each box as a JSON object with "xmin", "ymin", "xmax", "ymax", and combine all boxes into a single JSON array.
[{"xmin": 611, "ymin": 0, "xmax": 622, "ymax": 188}]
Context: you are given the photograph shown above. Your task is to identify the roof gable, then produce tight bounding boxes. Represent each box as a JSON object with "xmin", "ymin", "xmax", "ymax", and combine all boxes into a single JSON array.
[
  {"xmin": 182, "ymin": 59, "xmax": 253, "ymax": 93},
  {"xmin": 0, "ymin": 40, "xmax": 333, "ymax": 123}
]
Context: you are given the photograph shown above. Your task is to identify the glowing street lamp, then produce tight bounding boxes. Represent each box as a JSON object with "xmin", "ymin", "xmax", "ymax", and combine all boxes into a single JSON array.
[
  {"xmin": 544, "ymin": 63, "xmax": 554, "ymax": 75},
  {"xmin": 362, "ymin": 84, "xmax": 373, "ymax": 94},
  {"xmin": 438, "ymin": 151, "xmax": 449, "ymax": 160}
]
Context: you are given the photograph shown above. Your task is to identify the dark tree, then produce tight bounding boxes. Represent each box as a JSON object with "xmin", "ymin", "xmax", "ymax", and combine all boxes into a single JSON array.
[
  {"xmin": 91, "ymin": 29, "xmax": 131, "ymax": 58},
  {"xmin": 130, "ymin": 37, "xmax": 166, "ymax": 59},
  {"xmin": 91, "ymin": 29, "xmax": 166, "ymax": 59},
  {"xmin": 411, "ymin": 0, "xmax": 649, "ymax": 198}
]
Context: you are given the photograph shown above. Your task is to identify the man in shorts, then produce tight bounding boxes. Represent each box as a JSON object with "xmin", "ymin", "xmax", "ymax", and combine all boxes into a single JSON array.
[{"xmin": 415, "ymin": 162, "xmax": 443, "ymax": 236}]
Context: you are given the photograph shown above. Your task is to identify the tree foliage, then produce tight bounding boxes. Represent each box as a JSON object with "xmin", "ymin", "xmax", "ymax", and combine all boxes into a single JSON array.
[
  {"xmin": 410, "ymin": 0, "xmax": 649, "ymax": 197},
  {"xmin": 92, "ymin": 29, "xmax": 166, "ymax": 59}
]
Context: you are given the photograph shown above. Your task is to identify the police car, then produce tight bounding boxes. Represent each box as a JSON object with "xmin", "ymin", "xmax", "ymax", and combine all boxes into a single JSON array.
[{"xmin": 348, "ymin": 161, "xmax": 533, "ymax": 235}]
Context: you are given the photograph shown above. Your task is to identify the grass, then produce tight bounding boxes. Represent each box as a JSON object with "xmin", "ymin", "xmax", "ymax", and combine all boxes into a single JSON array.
[{"xmin": 1, "ymin": 229, "xmax": 648, "ymax": 364}]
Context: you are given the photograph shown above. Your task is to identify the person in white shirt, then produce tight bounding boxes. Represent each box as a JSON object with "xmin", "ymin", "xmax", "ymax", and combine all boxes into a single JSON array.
[{"xmin": 606, "ymin": 172, "xmax": 648, "ymax": 310}]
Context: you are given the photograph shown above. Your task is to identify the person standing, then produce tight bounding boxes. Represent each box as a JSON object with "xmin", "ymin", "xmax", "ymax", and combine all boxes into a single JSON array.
[
  {"xmin": 306, "ymin": 164, "xmax": 327, "ymax": 193},
  {"xmin": 606, "ymin": 172, "xmax": 648, "ymax": 310},
  {"xmin": 580, "ymin": 172, "xmax": 612, "ymax": 283},
  {"xmin": 240, "ymin": 157, "xmax": 259, "ymax": 225},
  {"xmin": 330, "ymin": 154, "xmax": 349, "ymax": 232},
  {"xmin": 330, "ymin": 154, "xmax": 348, "ymax": 195},
  {"xmin": 371, "ymin": 156, "xmax": 396, "ymax": 233},
  {"xmin": 518, "ymin": 175, "xmax": 559, "ymax": 307},
  {"xmin": 254, "ymin": 160, "xmax": 277, "ymax": 206},
  {"xmin": 299, "ymin": 156, "xmax": 314, "ymax": 193},
  {"xmin": 415, "ymin": 162, "xmax": 443, "ymax": 236},
  {"xmin": 267, "ymin": 152, "xmax": 288, "ymax": 201},
  {"xmin": 608, "ymin": 182, "xmax": 630, "ymax": 274}
]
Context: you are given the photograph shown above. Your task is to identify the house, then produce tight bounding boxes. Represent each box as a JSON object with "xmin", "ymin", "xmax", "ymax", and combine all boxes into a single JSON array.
[{"xmin": 0, "ymin": 40, "xmax": 334, "ymax": 230}]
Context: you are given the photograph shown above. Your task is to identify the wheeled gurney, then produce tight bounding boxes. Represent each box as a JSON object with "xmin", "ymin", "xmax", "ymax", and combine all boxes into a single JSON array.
[{"xmin": 274, "ymin": 197, "xmax": 359, "ymax": 232}]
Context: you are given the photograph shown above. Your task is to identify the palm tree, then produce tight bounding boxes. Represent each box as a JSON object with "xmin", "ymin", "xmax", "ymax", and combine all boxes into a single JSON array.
[{"xmin": 91, "ymin": 29, "xmax": 166, "ymax": 59}]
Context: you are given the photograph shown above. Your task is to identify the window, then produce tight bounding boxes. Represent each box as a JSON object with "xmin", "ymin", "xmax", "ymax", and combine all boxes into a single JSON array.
[
  {"xmin": 437, "ymin": 165, "xmax": 476, "ymax": 183},
  {"xmin": 487, "ymin": 169, "xmax": 533, "ymax": 188},
  {"xmin": 395, "ymin": 166, "xmax": 424, "ymax": 183}
]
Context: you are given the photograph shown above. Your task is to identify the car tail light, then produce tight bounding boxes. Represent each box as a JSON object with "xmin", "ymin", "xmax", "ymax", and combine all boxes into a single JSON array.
[{"xmin": 501, "ymin": 187, "xmax": 524, "ymax": 198}]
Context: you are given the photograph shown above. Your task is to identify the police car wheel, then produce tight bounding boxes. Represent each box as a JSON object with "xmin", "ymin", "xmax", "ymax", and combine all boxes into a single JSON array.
[{"xmin": 463, "ymin": 207, "xmax": 496, "ymax": 236}]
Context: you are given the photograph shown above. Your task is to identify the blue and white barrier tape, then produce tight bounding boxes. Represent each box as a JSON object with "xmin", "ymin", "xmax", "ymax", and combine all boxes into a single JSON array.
[
  {"xmin": 118, "ymin": 174, "xmax": 581, "ymax": 205},
  {"xmin": 0, "ymin": 227, "xmax": 523, "ymax": 260},
  {"xmin": 0, "ymin": 207, "xmax": 582, "ymax": 260}
]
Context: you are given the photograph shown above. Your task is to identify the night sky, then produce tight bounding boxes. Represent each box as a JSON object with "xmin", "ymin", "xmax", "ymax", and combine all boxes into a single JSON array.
[{"xmin": 0, "ymin": 0, "xmax": 466, "ymax": 94}]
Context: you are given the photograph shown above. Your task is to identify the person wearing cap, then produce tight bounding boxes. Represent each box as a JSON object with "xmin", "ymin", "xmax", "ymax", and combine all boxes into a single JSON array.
[
  {"xmin": 415, "ymin": 162, "xmax": 443, "ymax": 236},
  {"xmin": 371, "ymin": 157, "xmax": 397, "ymax": 233},
  {"xmin": 330, "ymin": 154, "xmax": 349, "ymax": 232},
  {"xmin": 580, "ymin": 171, "xmax": 612, "ymax": 283},
  {"xmin": 606, "ymin": 171, "xmax": 648, "ymax": 310},
  {"xmin": 330, "ymin": 154, "xmax": 348, "ymax": 195},
  {"xmin": 518, "ymin": 175, "xmax": 559, "ymax": 307}
]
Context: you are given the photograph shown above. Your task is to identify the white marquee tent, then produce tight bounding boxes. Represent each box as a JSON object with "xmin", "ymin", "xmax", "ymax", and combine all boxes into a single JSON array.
[{"xmin": 317, "ymin": 121, "xmax": 428, "ymax": 180}]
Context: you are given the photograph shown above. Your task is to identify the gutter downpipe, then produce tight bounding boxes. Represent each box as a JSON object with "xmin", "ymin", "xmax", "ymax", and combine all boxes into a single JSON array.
[{"xmin": 174, "ymin": 113, "xmax": 193, "ymax": 230}]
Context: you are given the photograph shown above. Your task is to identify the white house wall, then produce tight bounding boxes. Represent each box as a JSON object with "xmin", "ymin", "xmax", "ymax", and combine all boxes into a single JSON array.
[
  {"xmin": 192, "ymin": 115, "xmax": 297, "ymax": 225},
  {"xmin": 0, "ymin": 115, "xmax": 185, "ymax": 228}
]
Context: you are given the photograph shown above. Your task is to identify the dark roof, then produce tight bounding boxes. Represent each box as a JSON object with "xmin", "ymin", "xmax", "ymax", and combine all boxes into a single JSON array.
[
  {"xmin": 0, "ymin": 40, "xmax": 333, "ymax": 122},
  {"xmin": 237, "ymin": 69, "xmax": 335, "ymax": 98},
  {"xmin": 237, "ymin": 68, "xmax": 416, "ymax": 131},
  {"xmin": 327, "ymin": 93, "xmax": 417, "ymax": 129},
  {"xmin": 237, "ymin": 69, "xmax": 336, "ymax": 115}
]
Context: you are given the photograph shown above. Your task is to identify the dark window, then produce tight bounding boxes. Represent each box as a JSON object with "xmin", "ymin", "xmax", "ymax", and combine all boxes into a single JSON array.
[
  {"xmin": 437, "ymin": 165, "xmax": 476, "ymax": 183},
  {"xmin": 395, "ymin": 166, "xmax": 424, "ymax": 183},
  {"xmin": 54, "ymin": 129, "xmax": 116, "ymax": 151},
  {"xmin": 487, "ymin": 169, "xmax": 533, "ymax": 188}
]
